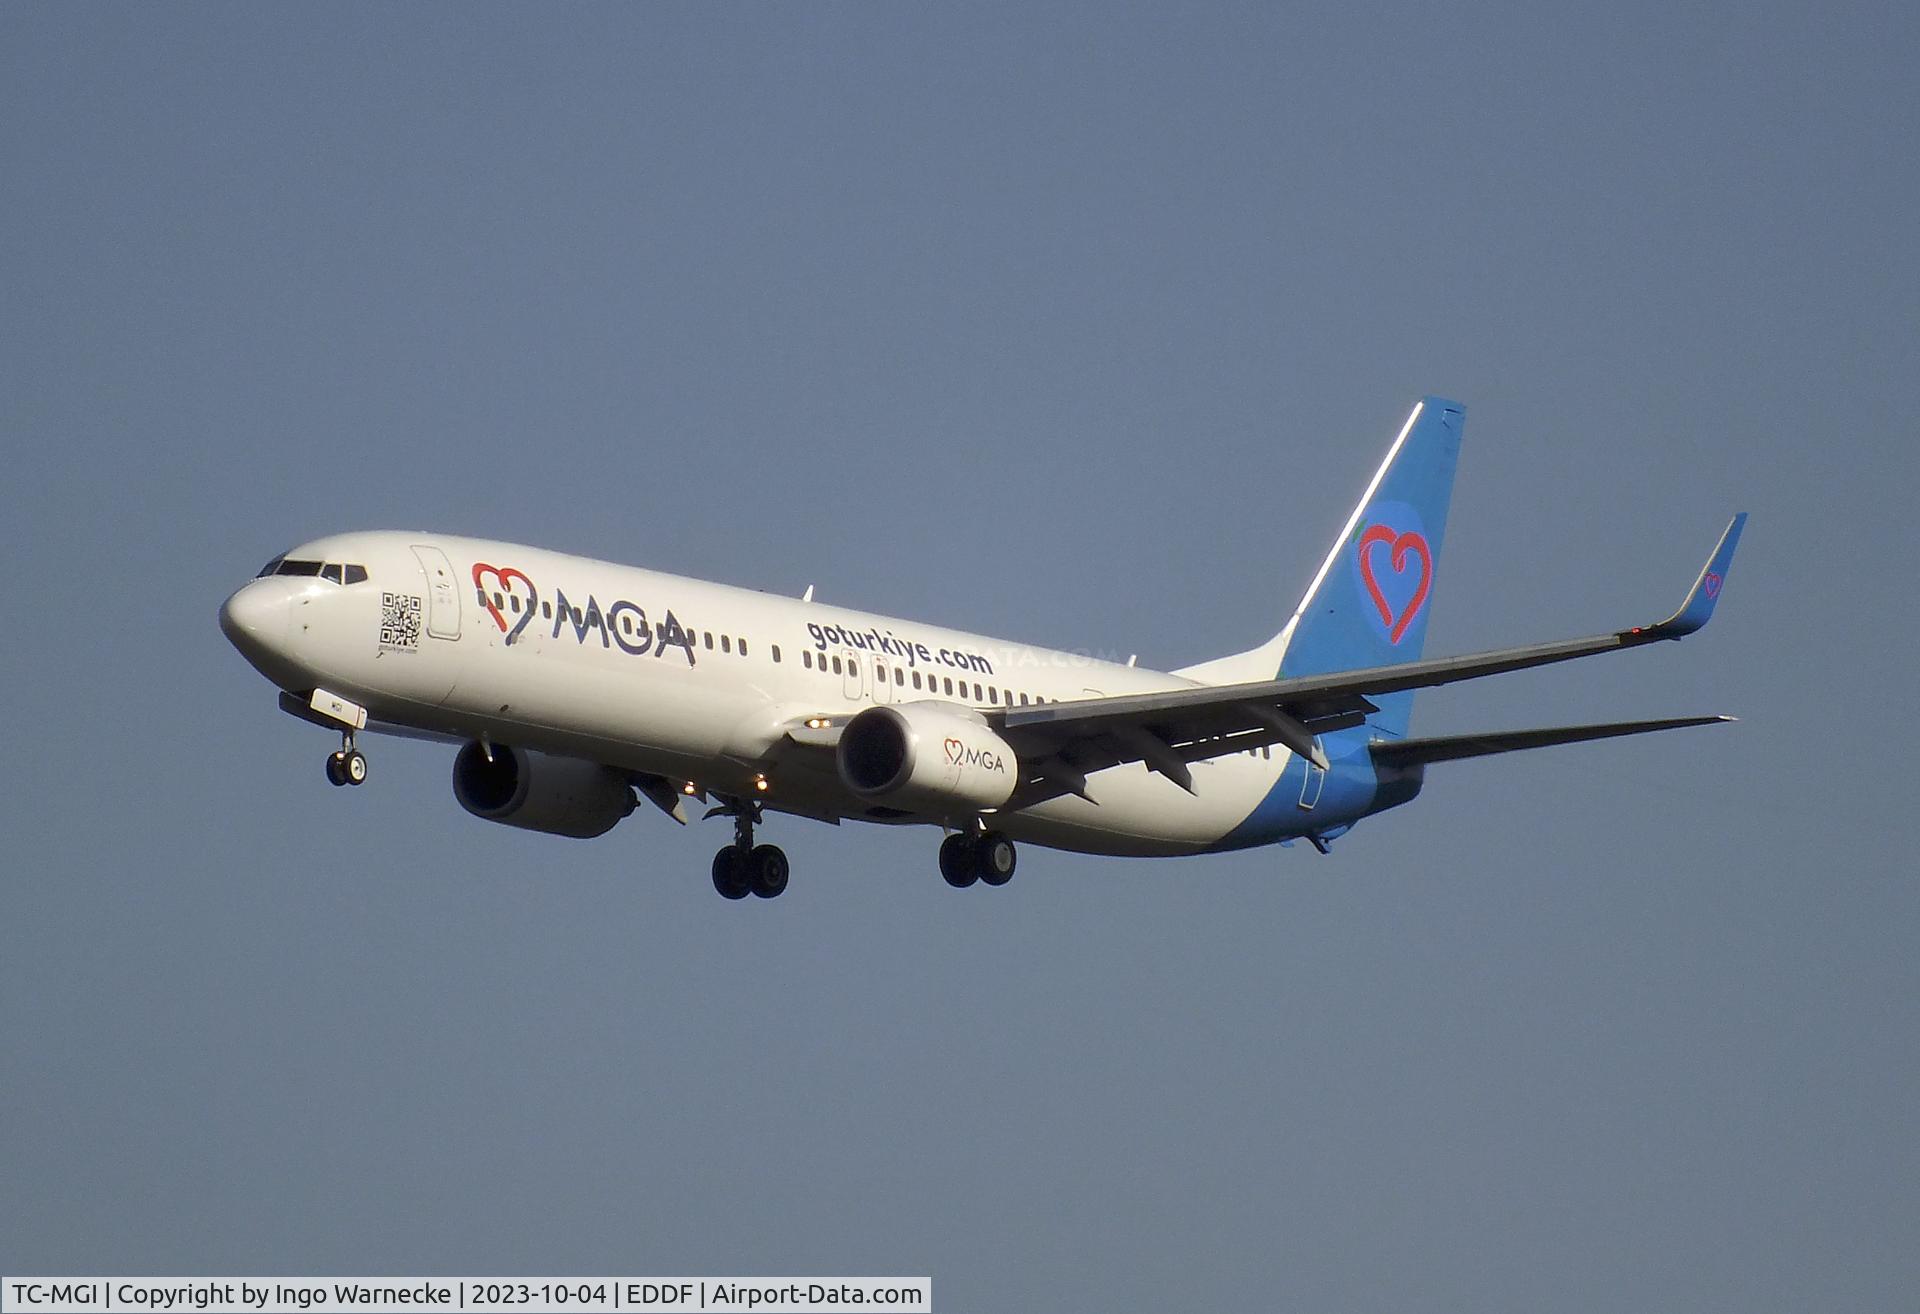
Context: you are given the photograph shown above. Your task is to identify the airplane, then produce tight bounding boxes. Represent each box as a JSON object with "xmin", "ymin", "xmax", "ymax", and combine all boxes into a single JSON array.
[{"xmin": 219, "ymin": 397, "xmax": 1745, "ymax": 900}]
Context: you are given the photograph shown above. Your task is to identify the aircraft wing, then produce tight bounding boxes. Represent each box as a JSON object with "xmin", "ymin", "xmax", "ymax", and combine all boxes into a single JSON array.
[{"xmin": 988, "ymin": 515, "xmax": 1746, "ymax": 800}]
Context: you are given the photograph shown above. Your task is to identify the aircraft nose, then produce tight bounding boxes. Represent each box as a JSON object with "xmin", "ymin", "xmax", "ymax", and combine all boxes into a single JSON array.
[{"xmin": 219, "ymin": 581, "xmax": 288, "ymax": 660}]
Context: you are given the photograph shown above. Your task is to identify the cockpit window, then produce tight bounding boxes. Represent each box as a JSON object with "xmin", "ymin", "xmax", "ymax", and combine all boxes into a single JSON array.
[{"xmin": 260, "ymin": 557, "xmax": 367, "ymax": 583}]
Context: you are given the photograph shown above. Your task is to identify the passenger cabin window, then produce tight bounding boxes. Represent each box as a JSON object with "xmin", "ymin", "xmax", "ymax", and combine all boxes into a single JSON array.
[
  {"xmin": 771, "ymin": 645, "xmax": 781, "ymax": 663},
  {"xmin": 912, "ymin": 671, "xmax": 923, "ymax": 690},
  {"xmin": 703, "ymin": 631, "xmax": 714, "ymax": 650},
  {"xmin": 894, "ymin": 667, "xmax": 904, "ymax": 685},
  {"xmin": 831, "ymin": 656, "xmax": 842, "ymax": 675},
  {"xmin": 739, "ymin": 638, "xmax": 749, "ymax": 657},
  {"xmin": 721, "ymin": 635, "xmax": 731, "ymax": 654},
  {"xmin": 803, "ymin": 651, "xmax": 812, "ymax": 669}
]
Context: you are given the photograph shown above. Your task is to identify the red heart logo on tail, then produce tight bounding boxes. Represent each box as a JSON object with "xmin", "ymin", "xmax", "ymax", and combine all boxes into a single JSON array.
[{"xmin": 1357, "ymin": 525, "xmax": 1433, "ymax": 645}]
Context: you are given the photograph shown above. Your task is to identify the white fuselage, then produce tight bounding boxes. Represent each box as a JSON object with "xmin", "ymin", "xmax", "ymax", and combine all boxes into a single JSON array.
[{"xmin": 220, "ymin": 532, "xmax": 1299, "ymax": 856}]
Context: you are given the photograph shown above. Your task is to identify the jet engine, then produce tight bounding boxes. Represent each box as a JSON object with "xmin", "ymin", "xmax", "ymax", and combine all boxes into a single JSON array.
[
  {"xmin": 452, "ymin": 741, "xmax": 636, "ymax": 838},
  {"xmin": 837, "ymin": 702, "xmax": 1019, "ymax": 812}
]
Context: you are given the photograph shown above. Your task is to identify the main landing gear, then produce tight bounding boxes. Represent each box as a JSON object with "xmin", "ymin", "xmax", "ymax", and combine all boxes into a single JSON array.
[
  {"xmin": 939, "ymin": 829, "xmax": 1016, "ymax": 889},
  {"xmin": 324, "ymin": 730, "xmax": 368, "ymax": 788},
  {"xmin": 702, "ymin": 805, "xmax": 1017, "ymax": 902},
  {"xmin": 710, "ymin": 800, "xmax": 789, "ymax": 900}
]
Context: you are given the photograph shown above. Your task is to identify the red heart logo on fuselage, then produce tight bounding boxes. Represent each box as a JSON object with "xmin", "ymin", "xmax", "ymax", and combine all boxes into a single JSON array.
[
  {"xmin": 1357, "ymin": 525, "xmax": 1433, "ymax": 645},
  {"xmin": 944, "ymin": 737, "xmax": 964, "ymax": 765},
  {"xmin": 472, "ymin": 562, "xmax": 536, "ymax": 634}
]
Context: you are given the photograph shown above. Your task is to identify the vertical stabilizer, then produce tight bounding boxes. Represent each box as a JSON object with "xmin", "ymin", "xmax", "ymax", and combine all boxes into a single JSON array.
[{"xmin": 1179, "ymin": 397, "xmax": 1464, "ymax": 738}]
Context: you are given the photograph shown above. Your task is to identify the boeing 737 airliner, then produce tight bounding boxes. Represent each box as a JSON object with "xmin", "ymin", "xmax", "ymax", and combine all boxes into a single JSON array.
[{"xmin": 219, "ymin": 398, "xmax": 1745, "ymax": 900}]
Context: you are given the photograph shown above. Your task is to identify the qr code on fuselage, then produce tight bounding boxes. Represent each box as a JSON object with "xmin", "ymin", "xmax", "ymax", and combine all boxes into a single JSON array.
[{"xmin": 380, "ymin": 592, "xmax": 423, "ymax": 650}]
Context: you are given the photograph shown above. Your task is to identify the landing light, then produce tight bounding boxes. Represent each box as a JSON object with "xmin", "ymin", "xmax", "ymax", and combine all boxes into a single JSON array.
[
  {"xmin": 682, "ymin": 782, "xmax": 698, "ymax": 796},
  {"xmin": 754, "ymin": 776, "xmax": 770, "ymax": 793}
]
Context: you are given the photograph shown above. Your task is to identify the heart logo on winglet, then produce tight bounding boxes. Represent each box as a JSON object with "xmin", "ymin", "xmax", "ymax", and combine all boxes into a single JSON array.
[{"xmin": 1356, "ymin": 524, "xmax": 1433, "ymax": 645}]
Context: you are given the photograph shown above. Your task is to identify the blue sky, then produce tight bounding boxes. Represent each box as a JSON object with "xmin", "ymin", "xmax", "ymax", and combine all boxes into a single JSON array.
[{"xmin": 3, "ymin": 5, "xmax": 1915, "ymax": 1309}]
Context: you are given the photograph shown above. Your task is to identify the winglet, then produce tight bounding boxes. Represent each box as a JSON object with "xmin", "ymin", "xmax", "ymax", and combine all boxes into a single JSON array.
[{"xmin": 1643, "ymin": 513, "xmax": 1746, "ymax": 639}]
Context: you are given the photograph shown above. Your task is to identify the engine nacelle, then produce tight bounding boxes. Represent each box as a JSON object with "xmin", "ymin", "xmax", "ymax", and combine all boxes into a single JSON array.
[
  {"xmin": 452, "ymin": 741, "xmax": 636, "ymax": 838},
  {"xmin": 837, "ymin": 702, "xmax": 1018, "ymax": 811}
]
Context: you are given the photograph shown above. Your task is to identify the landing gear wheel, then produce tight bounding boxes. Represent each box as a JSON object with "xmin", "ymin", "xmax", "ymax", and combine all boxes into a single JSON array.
[
  {"xmin": 940, "ymin": 833, "xmax": 979, "ymax": 888},
  {"xmin": 749, "ymin": 844, "xmax": 790, "ymax": 899},
  {"xmin": 343, "ymin": 749, "xmax": 368, "ymax": 786},
  {"xmin": 976, "ymin": 831, "xmax": 1016, "ymax": 886},
  {"xmin": 712, "ymin": 846, "xmax": 751, "ymax": 900},
  {"xmin": 325, "ymin": 752, "xmax": 348, "ymax": 787}
]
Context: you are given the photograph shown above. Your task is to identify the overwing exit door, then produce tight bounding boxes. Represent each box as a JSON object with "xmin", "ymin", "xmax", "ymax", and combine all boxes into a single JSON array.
[{"xmin": 1298, "ymin": 756, "xmax": 1326, "ymax": 810}]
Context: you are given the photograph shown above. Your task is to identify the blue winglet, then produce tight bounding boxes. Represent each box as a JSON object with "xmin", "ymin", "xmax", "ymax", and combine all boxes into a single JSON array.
[{"xmin": 1646, "ymin": 513, "xmax": 1746, "ymax": 638}]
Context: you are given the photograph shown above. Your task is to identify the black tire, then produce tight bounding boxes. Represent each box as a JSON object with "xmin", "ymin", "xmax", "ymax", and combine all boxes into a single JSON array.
[
  {"xmin": 749, "ymin": 844, "xmax": 790, "ymax": 899},
  {"xmin": 325, "ymin": 752, "xmax": 347, "ymax": 787},
  {"xmin": 939, "ymin": 833, "xmax": 978, "ymax": 888},
  {"xmin": 976, "ymin": 831, "xmax": 1016, "ymax": 886},
  {"xmin": 711, "ymin": 847, "xmax": 751, "ymax": 900}
]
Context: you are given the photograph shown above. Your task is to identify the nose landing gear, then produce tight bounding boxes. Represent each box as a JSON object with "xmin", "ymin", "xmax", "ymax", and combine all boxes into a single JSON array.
[
  {"xmin": 298, "ymin": 690, "xmax": 371, "ymax": 789},
  {"xmin": 325, "ymin": 731, "xmax": 368, "ymax": 787}
]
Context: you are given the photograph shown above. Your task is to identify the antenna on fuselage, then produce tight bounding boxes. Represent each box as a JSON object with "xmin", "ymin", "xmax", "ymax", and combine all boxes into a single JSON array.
[{"xmin": 802, "ymin": 585, "xmax": 815, "ymax": 603}]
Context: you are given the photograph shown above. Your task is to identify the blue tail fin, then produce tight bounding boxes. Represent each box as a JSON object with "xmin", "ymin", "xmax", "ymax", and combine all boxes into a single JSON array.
[{"xmin": 1276, "ymin": 397, "xmax": 1465, "ymax": 738}]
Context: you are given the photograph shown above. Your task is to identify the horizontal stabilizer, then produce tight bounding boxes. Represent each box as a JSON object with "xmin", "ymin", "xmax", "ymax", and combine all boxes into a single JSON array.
[{"xmin": 1370, "ymin": 715, "xmax": 1734, "ymax": 768}]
